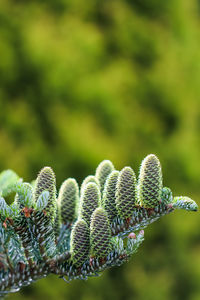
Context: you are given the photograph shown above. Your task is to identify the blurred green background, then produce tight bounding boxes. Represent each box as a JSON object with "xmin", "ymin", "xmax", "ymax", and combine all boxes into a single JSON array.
[{"xmin": 0, "ymin": 0, "xmax": 200, "ymax": 299}]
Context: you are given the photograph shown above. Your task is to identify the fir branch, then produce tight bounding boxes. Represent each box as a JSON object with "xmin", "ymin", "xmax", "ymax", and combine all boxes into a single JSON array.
[{"xmin": 0, "ymin": 155, "xmax": 198, "ymax": 297}]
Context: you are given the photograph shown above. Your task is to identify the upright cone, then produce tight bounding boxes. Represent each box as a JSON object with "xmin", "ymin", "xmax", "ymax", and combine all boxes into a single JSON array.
[
  {"xmin": 79, "ymin": 182, "xmax": 100, "ymax": 225},
  {"xmin": 95, "ymin": 160, "xmax": 114, "ymax": 193},
  {"xmin": 102, "ymin": 170, "xmax": 119, "ymax": 221},
  {"xmin": 80, "ymin": 175, "xmax": 100, "ymax": 197},
  {"xmin": 34, "ymin": 167, "xmax": 57, "ymax": 222},
  {"xmin": 138, "ymin": 154, "xmax": 162, "ymax": 208},
  {"xmin": 58, "ymin": 178, "xmax": 79, "ymax": 224},
  {"xmin": 90, "ymin": 207, "xmax": 112, "ymax": 258},
  {"xmin": 70, "ymin": 219, "xmax": 90, "ymax": 266},
  {"xmin": 116, "ymin": 167, "xmax": 137, "ymax": 219}
]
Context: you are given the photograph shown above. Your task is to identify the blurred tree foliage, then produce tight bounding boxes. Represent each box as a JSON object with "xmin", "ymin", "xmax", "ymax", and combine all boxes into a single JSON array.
[{"xmin": 0, "ymin": 0, "xmax": 200, "ymax": 299}]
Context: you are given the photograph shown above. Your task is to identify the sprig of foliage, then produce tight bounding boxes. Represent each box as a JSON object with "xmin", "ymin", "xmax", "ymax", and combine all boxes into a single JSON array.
[{"xmin": 0, "ymin": 154, "xmax": 198, "ymax": 297}]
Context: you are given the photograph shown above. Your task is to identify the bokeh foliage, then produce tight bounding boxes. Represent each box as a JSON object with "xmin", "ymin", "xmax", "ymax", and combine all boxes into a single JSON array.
[{"xmin": 0, "ymin": 0, "xmax": 200, "ymax": 299}]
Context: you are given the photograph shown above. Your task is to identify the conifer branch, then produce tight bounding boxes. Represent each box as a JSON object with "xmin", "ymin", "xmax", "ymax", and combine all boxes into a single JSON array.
[{"xmin": 0, "ymin": 155, "xmax": 198, "ymax": 297}]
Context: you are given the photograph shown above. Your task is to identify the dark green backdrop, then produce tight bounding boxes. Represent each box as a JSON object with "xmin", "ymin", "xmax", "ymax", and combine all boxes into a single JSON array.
[{"xmin": 0, "ymin": 0, "xmax": 200, "ymax": 299}]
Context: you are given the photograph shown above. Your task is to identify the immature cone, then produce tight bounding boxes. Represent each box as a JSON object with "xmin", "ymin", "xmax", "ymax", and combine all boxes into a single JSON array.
[
  {"xmin": 102, "ymin": 170, "xmax": 119, "ymax": 221},
  {"xmin": 58, "ymin": 178, "xmax": 79, "ymax": 224},
  {"xmin": 116, "ymin": 167, "xmax": 137, "ymax": 219},
  {"xmin": 34, "ymin": 167, "xmax": 57, "ymax": 222},
  {"xmin": 80, "ymin": 175, "xmax": 100, "ymax": 197},
  {"xmin": 138, "ymin": 154, "xmax": 162, "ymax": 208},
  {"xmin": 79, "ymin": 182, "xmax": 100, "ymax": 225},
  {"xmin": 90, "ymin": 207, "xmax": 112, "ymax": 258},
  {"xmin": 95, "ymin": 160, "xmax": 114, "ymax": 193},
  {"xmin": 70, "ymin": 219, "xmax": 90, "ymax": 266}
]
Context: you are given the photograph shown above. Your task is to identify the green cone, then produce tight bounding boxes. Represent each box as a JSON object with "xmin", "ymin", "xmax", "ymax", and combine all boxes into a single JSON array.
[
  {"xmin": 34, "ymin": 167, "xmax": 57, "ymax": 222},
  {"xmin": 79, "ymin": 182, "xmax": 100, "ymax": 225},
  {"xmin": 90, "ymin": 207, "xmax": 112, "ymax": 258},
  {"xmin": 58, "ymin": 178, "xmax": 79, "ymax": 224},
  {"xmin": 95, "ymin": 160, "xmax": 114, "ymax": 193},
  {"xmin": 138, "ymin": 154, "xmax": 162, "ymax": 208},
  {"xmin": 80, "ymin": 175, "xmax": 100, "ymax": 197},
  {"xmin": 116, "ymin": 167, "xmax": 137, "ymax": 219},
  {"xmin": 70, "ymin": 219, "xmax": 90, "ymax": 266},
  {"xmin": 102, "ymin": 170, "xmax": 119, "ymax": 221}
]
